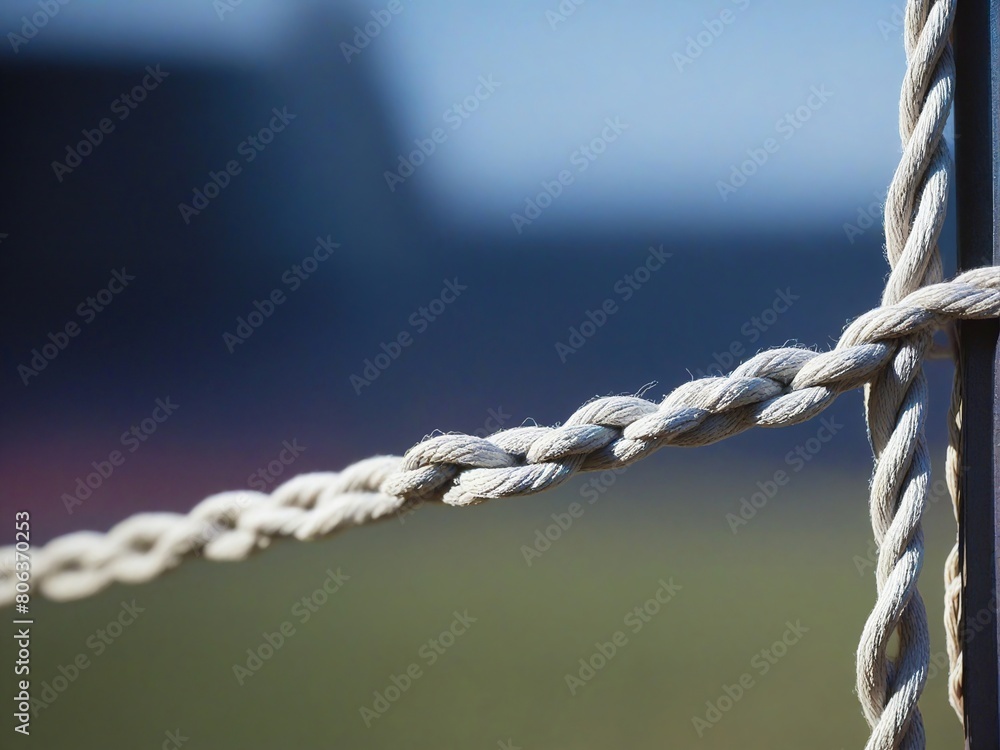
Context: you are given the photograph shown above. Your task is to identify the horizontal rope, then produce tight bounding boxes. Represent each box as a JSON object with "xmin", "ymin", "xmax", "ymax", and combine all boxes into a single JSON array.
[{"xmin": 2, "ymin": 267, "xmax": 998, "ymax": 606}]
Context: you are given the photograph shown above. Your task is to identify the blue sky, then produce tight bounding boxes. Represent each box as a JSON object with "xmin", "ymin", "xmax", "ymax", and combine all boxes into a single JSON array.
[{"xmin": 1, "ymin": 0, "xmax": 927, "ymax": 231}]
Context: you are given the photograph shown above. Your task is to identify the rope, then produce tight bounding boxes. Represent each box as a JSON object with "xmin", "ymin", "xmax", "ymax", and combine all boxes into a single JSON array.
[
  {"xmin": 943, "ymin": 345, "xmax": 963, "ymax": 718},
  {"xmin": 0, "ymin": 9, "xmax": 982, "ymax": 745},
  {"xmin": 1, "ymin": 268, "xmax": 998, "ymax": 607},
  {"xmin": 856, "ymin": 1, "xmax": 955, "ymax": 747}
]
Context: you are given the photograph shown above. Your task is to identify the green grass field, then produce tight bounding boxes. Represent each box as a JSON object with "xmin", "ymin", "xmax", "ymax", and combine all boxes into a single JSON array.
[{"xmin": 6, "ymin": 455, "xmax": 965, "ymax": 749}]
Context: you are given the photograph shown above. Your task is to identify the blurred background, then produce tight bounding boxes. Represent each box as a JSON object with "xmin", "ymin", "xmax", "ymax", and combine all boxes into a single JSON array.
[{"xmin": 0, "ymin": 0, "xmax": 965, "ymax": 747}]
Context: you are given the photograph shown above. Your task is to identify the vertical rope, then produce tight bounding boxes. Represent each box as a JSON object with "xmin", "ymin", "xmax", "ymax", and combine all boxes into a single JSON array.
[
  {"xmin": 857, "ymin": 1, "xmax": 955, "ymax": 748},
  {"xmin": 943, "ymin": 344, "xmax": 964, "ymax": 720}
]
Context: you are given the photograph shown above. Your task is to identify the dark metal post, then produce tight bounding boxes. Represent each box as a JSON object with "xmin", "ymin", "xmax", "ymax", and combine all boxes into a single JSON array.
[{"xmin": 955, "ymin": 0, "xmax": 1000, "ymax": 747}]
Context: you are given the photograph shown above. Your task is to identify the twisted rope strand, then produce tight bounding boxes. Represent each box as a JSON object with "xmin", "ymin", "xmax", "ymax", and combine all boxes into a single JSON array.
[
  {"xmin": 856, "ymin": 1, "xmax": 955, "ymax": 747},
  {"xmin": 0, "ymin": 268, "xmax": 997, "ymax": 607},
  {"xmin": 944, "ymin": 341, "xmax": 964, "ymax": 719}
]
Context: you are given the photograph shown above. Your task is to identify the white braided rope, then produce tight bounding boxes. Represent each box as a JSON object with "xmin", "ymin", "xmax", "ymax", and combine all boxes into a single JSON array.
[
  {"xmin": 5, "ymin": 457, "xmax": 408, "ymax": 604},
  {"xmin": 856, "ymin": 2, "xmax": 955, "ymax": 747},
  {"xmin": 1, "ymin": 269, "xmax": 998, "ymax": 607}
]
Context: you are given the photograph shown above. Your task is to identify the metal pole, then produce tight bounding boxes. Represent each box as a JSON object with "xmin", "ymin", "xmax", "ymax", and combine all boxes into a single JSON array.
[{"xmin": 955, "ymin": 0, "xmax": 1000, "ymax": 747}]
